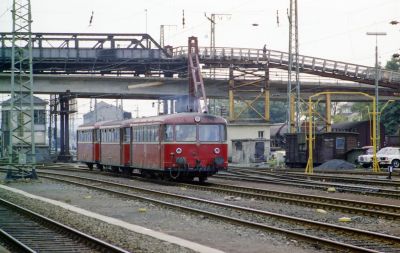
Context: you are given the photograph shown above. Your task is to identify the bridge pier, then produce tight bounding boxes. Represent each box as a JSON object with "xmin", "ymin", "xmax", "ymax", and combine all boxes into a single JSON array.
[{"xmin": 57, "ymin": 91, "xmax": 72, "ymax": 162}]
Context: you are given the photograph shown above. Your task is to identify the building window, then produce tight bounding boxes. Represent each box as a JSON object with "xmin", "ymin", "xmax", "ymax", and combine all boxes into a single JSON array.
[
  {"xmin": 1, "ymin": 111, "xmax": 9, "ymax": 129},
  {"xmin": 336, "ymin": 137, "xmax": 345, "ymax": 150},
  {"xmin": 34, "ymin": 110, "xmax": 46, "ymax": 124},
  {"xmin": 235, "ymin": 141, "xmax": 242, "ymax": 151},
  {"xmin": 258, "ymin": 131, "xmax": 264, "ymax": 138}
]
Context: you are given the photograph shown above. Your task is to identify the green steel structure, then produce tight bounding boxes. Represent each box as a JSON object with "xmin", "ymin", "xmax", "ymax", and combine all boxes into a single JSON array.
[{"xmin": 5, "ymin": 0, "xmax": 37, "ymax": 179}]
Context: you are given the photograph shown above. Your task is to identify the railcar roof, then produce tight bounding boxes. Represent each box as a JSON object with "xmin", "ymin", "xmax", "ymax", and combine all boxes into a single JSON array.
[
  {"xmin": 77, "ymin": 120, "xmax": 118, "ymax": 130},
  {"xmin": 122, "ymin": 112, "xmax": 227, "ymax": 126},
  {"xmin": 78, "ymin": 113, "xmax": 226, "ymax": 130}
]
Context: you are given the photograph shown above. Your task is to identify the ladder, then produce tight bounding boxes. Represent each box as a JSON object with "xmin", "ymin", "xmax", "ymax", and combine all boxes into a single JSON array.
[{"xmin": 188, "ymin": 37, "xmax": 208, "ymax": 113}]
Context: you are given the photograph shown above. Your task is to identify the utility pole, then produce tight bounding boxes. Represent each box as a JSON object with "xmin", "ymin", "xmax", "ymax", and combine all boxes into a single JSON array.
[
  {"xmin": 366, "ymin": 32, "xmax": 386, "ymax": 150},
  {"xmin": 145, "ymin": 9, "xmax": 148, "ymax": 34},
  {"xmin": 134, "ymin": 105, "xmax": 139, "ymax": 118},
  {"xmin": 159, "ymin": 25, "xmax": 177, "ymax": 48},
  {"xmin": 6, "ymin": 0, "xmax": 37, "ymax": 180},
  {"xmin": 287, "ymin": 0, "xmax": 300, "ymax": 133}
]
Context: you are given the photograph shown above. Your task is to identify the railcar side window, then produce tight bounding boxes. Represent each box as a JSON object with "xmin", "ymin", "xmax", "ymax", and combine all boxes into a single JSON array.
[
  {"xmin": 176, "ymin": 125, "xmax": 196, "ymax": 142},
  {"xmin": 164, "ymin": 125, "xmax": 174, "ymax": 141},
  {"xmin": 132, "ymin": 127, "xmax": 137, "ymax": 142},
  {"xmin": 123, "ymin": 127, "xmax": 131, "ymax": 143},
  {"xmin": 220, "ymin": 125, "xmax": 227, "ymax": 141},
  {"xmin": 199, "ymin": 125, "xmax": 220, "ymax": 142},
  {"xmin": 95, "ymin": 129, "xmax": 100, "ymax": 142},
  {"xmin": 154, "ymin": 125, "xmax": 160, "ymax": 142},
  {"xmin": 149, "ymin": 127, "xmax": 154, "ymax": 142},
  {"xmin": 138, "ymin": 127, "xmax": 143, "ymax": 142},
  {"xmin": 114, "ymin": 129, "xmax": 119, "ymax": 143}
]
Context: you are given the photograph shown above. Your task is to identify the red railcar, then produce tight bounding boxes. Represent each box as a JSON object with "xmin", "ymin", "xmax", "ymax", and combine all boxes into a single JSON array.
[{"xmin": 77, "ymin": 113, "xmax": 228, "ymax": 182}]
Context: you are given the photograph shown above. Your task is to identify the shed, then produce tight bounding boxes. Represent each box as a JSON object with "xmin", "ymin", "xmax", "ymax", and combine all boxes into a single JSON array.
[
  {"xmin": 227, "ymin": 122, "xmax": 271, "ymax": 161},
  {"xmin": 231, "ymin": 138, "xmax": 268, "ymax": 164},
  {"xmin": 1, "ymin": 95, "xmax": 49, "ymax": 162}
]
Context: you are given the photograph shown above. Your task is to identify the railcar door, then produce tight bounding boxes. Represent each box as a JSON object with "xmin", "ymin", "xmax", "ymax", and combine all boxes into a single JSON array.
[
  {"xmin": 121, "ymin": 127, "xmax": 131, "ymax": 166},
  {"xmin": 93, "ymin": 129, "xmax": 100, "ymax": 162}
]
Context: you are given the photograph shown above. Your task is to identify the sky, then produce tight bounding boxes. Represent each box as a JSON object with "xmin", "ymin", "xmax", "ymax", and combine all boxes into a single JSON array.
[
  {"xmin": 1, "ymin": 0, "xmax": 400, "ymax": 123},
  {"xmin": 1, "ymin": 0, "xmax": 398, "ymax": 64}
]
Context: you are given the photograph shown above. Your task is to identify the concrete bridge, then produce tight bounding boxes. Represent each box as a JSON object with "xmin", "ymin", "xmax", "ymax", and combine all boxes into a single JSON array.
[{"xmin": 0, "ymin": 74, "xmax": 398, "ymax": 101}]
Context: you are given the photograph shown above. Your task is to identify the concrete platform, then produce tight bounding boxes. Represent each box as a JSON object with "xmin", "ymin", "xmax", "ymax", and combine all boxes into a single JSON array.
[{"xmin": 0, "ymin": 185, "xmax": 224, "ymax": 253}]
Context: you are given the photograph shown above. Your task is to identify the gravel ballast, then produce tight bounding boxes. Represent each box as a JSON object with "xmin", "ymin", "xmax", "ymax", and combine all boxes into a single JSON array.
[
  {"xmin": 37, "ymin": 169, "xmax": 400, "ymax": 236},
  {"xmin": 0, "ymin": 173, "xmax": 327, "ymax": 253}
]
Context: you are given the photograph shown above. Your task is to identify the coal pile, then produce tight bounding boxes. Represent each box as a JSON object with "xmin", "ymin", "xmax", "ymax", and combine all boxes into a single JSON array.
[{"xmin": 316, "ymin": 159, "xmax": 356, "ymax": 170}]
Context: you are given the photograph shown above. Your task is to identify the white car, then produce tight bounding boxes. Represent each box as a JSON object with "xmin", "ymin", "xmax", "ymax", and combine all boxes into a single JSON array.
[
  {"xmin": 377, "ymin": 147, "xmax": 400, "ymax": 168},
  {"xmin": 358, "ymin": 147, "xmax": 400, "ymax": 168},
  {"xmin": 357, "ymin": 146, "xmax": 373, "ymax": 168}
]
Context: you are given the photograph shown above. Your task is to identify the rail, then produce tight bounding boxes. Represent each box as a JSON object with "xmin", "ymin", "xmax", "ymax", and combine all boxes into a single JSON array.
[
  {"xmin": 36, "ymin": 169, "xmax": 400, "ymax": 252},
  {"xmin": 0, "ymin": 196, "xmax": 129, "ymax": 253}
]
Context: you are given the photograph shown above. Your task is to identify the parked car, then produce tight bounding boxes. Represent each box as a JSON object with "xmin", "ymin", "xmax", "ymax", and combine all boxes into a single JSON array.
[
  {"xmin": 377, "ymin": 147, "xmax": 400, "ymax": 168},
  {"xmin": 358, "ymin": 147, "xmax": 400, "ymax": 168},
  {"xmin": 356, "ymin": 146, "xmax": 373, "ymax": 168}
]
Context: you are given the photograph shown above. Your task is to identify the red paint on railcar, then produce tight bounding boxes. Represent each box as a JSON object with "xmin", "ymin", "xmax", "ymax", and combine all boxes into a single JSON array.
[
  {"xmin": 94, "ymin": 143, "xmax": 100, "ymax": 162},
  {"xmin": 100, "ymin": 143, "xmax": 121, "ymax": 165},
  {"xmin": 78, "ymin": 113, "xmax": 228, "ymax": 181},
  {"xmin": 163, "ymin": 143, "xmax": 228, "ymax": 169},
  {"xmin": 122, "ymin": 143, "xmax": 130, "ymax": 166},
  {"xmin": 78, "ymin": 143, "xmax": 93, "ymax": 162}
]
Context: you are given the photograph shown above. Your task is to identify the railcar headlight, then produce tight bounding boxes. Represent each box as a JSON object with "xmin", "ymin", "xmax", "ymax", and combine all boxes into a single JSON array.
[
  {"xmin": 214, "ymin": 157, "xmax": 224, "ymax": 165},
  {"xmin": 176, "ymin": 147, "xmax": 182, "ymax": 154},
  {"xmin": 214, "ymin": 147, "xmax": 220, "ymax": 154},
  {"xmin": 176, "ymin": 157, "xmax": 187, "ymax": 165}
]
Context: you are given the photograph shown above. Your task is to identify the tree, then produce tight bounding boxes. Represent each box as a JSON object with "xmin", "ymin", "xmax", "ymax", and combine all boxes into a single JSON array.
[
  {"xmin": 351, "ymin": 102, "xmax": 372, "ymax": 121},
  {"xmin": 381, "ymin": 56, "xmax": 400, "ymax": 135},
  {"xmin": 269, "ymin": 101, "xmax": 287, "ymax": 123},
  {"xmin": 386, "ymin": 56, "xmax": 400, "ymax": 71}
]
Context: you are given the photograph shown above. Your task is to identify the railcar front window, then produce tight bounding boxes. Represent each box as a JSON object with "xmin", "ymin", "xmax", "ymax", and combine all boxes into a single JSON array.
[
  {"xmin": 199, "ymin": 125, "xmax": 220, "ymax": 142},
  {"xmin": 164, "ymin": 125, "xmax": 174, "ymax": 141},
  {"xmin": 176, "ymin": 125, "xmax": 196, "ymax": 142}
]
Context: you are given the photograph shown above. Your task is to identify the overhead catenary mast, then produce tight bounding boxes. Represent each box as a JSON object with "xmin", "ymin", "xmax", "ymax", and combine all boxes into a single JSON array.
[
  {"xmin": 204, "ymin": 13, "xmax": 231, "ymax": 56},
  {"xmin": 159, "ymin": 25, "xmax": 177, "ymax": 48},
  {"xmin": 204, "ymin": 13, "xmax": 231, "ymax": 78},
  {"xmin": 6, "ymin": 0, "xmax": 37, "ymax": 180},
  {"xmin": 287, "ymin": 0, "xmax": 301, "ymax": 133}
]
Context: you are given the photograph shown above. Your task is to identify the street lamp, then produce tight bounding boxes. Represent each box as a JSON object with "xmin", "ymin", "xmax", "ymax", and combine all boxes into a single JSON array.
[{"xmin": 366, "ymin": 32, "xmax": 386, "ymax": 150}]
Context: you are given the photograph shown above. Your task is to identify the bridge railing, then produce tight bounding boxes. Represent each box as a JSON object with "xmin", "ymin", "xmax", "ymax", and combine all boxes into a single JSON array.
[{"xmin": 173, "ymin": 46, "xmax": 400, "ymax": 85}]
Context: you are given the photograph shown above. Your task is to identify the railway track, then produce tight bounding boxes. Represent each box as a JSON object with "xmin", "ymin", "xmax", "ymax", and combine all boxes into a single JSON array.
[
  {"xmin": 0, "ymin": 196, "xmax": 129, "ymax": 253},
  {"xmin": 38, "ymin": 165, "xmax": 400, "ymax": 198},
  {"xmin": 30, "ymin": 166, "xmax": 400, "ymax": 219},
  {"xmin": 215, "ymin": 170, "xmax": 400, "ymax": 199},
  {"xmin": 250, "ymin": 167, "xmax": 400, "ymax": 177},
  {"xmin": 181, "ymin": 181, "xmax": 400, "ymax": 220},
  {"xmin": 24, "ymin": 169, "xmax": 400, "ymax": 252},
  {"xmin": 230, "ymin": 167, "xmax": 400, "ymax": 188}
]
